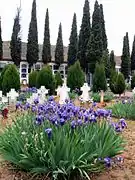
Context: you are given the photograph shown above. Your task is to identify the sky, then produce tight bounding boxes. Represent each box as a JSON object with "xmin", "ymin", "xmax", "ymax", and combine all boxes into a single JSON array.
[{"xmin": 0, "ymin": 0, "xmax": 135, "ymax": 55}]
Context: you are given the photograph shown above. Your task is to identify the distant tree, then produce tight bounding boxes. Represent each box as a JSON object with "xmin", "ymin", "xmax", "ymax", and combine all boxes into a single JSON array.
[
  {"xmin": 10, "ymin": 8, "xmax": 21, "ymax": 66},
  {"xmin": 36, "ymin": 66, "xmax": 55, "ymax": 94},
  {"xmin": 42, "ymin": 8, "xmax": 51, "ymax": 64},
  {"xmin": 101, "ymin": 50, "xmax": 110, "ymax": 78},
  {"xmin": 67, "ymin": 13, "xmax": 78, "ymax": 66},
  {"xmin": 109, "ymin": 50, "xmax": 116, "ymax": 70},
  {"xmin": 115, "ymin": 72, "xmax": 126, "ymax": 96},
  {"xmin": 78, "ymin": 0, "xmax": 91, "ymax": 72},
  {"xmin": 100, "ymin": 4, "xmax": 107, "ymax": 51},
  {"xmin": 92, "ymin": 62, "xmax": 107, "ymax": 92},
  {"xmin": 2, "ymin": 64, "xmax": 20, "ymax": 95},
  {"xmin": 109, "ymin": 70, "xmax": 118, "ymax": 94},
  {"xmin": 131, "ymin": 35, "xmax": 135, "ymax": 73},
  {"xmin": 67, "ymin": 61, "xmax": 85, "ymax": 91},
  {"xmin": 0, "ymin": 17, "xmax": 3, "ymax": 60},
  {"xmin": 27, "ymin": 0, "xmax": 39, "ymax": 68},
  {"xmin": 29, "ymin": 70, "xmax": 38, "ymax": 88},
  {"xmin": 87, "ymin": 0, "xmax": 103, "ymax": 74},
  {"xmin": 55, "ymin": 23, "xmax": 64, "ymax": 66},
  {"xmin": 121, "ymin": 33, "xmax": 130, "ymax": 79},
  {"xmin": 55, "ymin": 72, "xmax": 63, "ymax": 88},
  {"xmin": 0, "ymin": 65, "xmax": 10, "ymax": 90}
]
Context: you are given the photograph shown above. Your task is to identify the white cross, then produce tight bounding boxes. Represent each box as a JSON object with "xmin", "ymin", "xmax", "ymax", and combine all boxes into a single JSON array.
[
  {"xmin": 81, "ymin": 83, "xmax": 90, "ymax": 102},
  {"xmin": 7, "ymin": 89, "xmax": 19, "ymax": 104},
  {"xmin": 56, "ymin": 86, "xmax": 62, "ymax": 96}
]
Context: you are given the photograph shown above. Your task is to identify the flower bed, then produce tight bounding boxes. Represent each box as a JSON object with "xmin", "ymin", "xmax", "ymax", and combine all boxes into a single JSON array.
[{"xmin": 0, "ymin": 98, "xmax": 126, "ymax": 180}]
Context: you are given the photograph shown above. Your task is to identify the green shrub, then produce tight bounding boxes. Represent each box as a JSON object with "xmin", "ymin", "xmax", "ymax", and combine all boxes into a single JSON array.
[
  {"xmin": 0, "ymin": 65, "xmax": 10, "ymax": 90},
  {"xmin": 29, "ymin": 70, "xmax": 38, "ymax": 88},
  {"xmin": 0, "ymin": 113, "xmax": 124, "ymax": 179},
  {"xmin": 92, "ymin": 92, "xmax": 114, "ymax": 102},
  {"xmin": 55, "ymin": 72, "xmax": 63, "ymax": 88},
  {"xmin": 131, "ymin": 74, "xmax": 135, "ymax": 89},
  {"xmin": 2, "ymin": 64, "xmax": 20, "ymax": 95},
  {"xmin": 36, "ymin": 65, "xmax": 55, "ymax": 94},
  {"xmin": 67, "ymin": 61, "xmax": 85, "ymax": 91},
  {"xmin": 107, "ymin": 101, "xmax": 135, "ymax": 120},
  {"xmin": 93, "ymin": 63, "xmax": 107, "ymax": 92},
  {"xmin": 109, "ymin": 70, "xmax": 118, "ymax": 94},
  {"xmin": 115, "ymin": 73, "xmax": 126, "ymax": 95}
]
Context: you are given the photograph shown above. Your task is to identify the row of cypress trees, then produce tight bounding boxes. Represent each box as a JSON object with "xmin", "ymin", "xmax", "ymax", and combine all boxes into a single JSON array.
[{"xmin": 0, "ymin": 0, "xmax": 135, "ymax": 79}]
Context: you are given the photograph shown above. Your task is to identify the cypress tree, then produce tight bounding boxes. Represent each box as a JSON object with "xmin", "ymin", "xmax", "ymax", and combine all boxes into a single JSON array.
[
  {"xmin": 67, "ymin": 13, "xmax": 78, "ymax": 66},
  {"xmin": 100, "ymin": 4, "xmax": 107, "ymax": 51},
  {"xmin": 55, "ymin": 23, "xmax": 64, "ymax": 65},
  {"xmin": 109, "ymin": 50, "xmax": 116, "ymax": 70},
  {"xmin": 101, "ymin": 50, "xmax": 110, "ymax": 78},
  {"xmin": 27, "ymin": 0, "xmax": 39, "ymax": 68},
  {"xmin": 42, "ymin": 8, "xmax": 51, "ymax": 64},
  {"xmin": 0, "ymin": 17, "xmax": 3, "ymax": 60},
  {"xmin": 87, "ymin": 0, "xmax": 103, "ymax": 74},
  {"xmin": 78, "ymin": 0, "xmax": 91, "ymax": 72},
  {"xmin": 10, "ymin": 8, "xmax": 21, "ymax": 66},
  {"xmin": 121, "ymin": 33, "xmax": 130, "ymax": 79},
  {"xmin": 131, "ymin": 35, "xmax": 135, "ymax": 72}
]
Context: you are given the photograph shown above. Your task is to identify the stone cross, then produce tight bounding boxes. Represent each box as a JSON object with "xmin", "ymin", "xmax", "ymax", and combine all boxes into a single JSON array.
[
  {"xmin": 81, "ymin": 83, "xmax": 90, "ymax": 102},
  {"xmin": 39, "ymin": 86, "xmax": 48, "ymax": 103},
  {"xmin": 59, "ymin": 82, "xmax": 70, "ymax": 104},
  {"xmin": 7, "ymin": 89, "xmax": 19, "ymax": 104}
]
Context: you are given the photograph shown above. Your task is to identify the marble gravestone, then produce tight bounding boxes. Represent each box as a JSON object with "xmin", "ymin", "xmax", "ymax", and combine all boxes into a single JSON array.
[{"xmin": 80, "ymin": 83, "xmax": 90, "ymax": 102}]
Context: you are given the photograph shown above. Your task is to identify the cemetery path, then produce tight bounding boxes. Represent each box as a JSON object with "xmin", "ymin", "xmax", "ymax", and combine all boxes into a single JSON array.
[{"xmin": 0, "ymin": 115, "xmax": 135, "ymax": 179}]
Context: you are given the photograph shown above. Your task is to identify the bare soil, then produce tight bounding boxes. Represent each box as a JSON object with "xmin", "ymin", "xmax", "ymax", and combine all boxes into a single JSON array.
[{"xmin": 0, "ymin": 112, "xmax": 135, "ymax": 179}]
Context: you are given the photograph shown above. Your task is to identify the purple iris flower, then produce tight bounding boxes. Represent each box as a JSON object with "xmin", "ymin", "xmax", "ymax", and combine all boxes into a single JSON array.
[
  {"xmin": 24, "ymin": 102, "xmax": 30, "ymax": 109},
  {"xmin": 36, "ymin": 115, "xmax": 44, "ymax": 124},
  {"xmin": 60, "ymin": 118, "xmax": 65, "ymax": 126},
  {"xmin": 45, "ymin": 128, "xmax": 52, "ymax": 138},
  {"xmin": 34, "ymin": 98, "xmax": 39, "ymax": 105},
  {"xmin": 90, "ymin": 115, "xmax": 97, "ymax": 123},
  {"xmin": 71, "ymin": 121, "xmax": 76, "ymax": 129},
  {"xmin": 32, "ymin": 106, "xmax": 37, "ymax": 112},
  {"xmin": 115, "ymin": 123, "xmax": 122, "ymax": 132},
  {"xmin": 118, "ymin": 119, "xmax": 127, "ymax": 129},
  {"xmin": 104, "ymin": 157, "xmax": 111, "ymax": 168},
  {"xmin": 77, "ymin": 119, "xmax": 82, "ymax": 126},
  {"xmin": 16, "ymin": 101, "xmax": 22, "ymax": 109}
]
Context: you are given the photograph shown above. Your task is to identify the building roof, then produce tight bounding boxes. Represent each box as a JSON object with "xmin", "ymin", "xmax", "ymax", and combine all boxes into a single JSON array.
[
  {"xmin": 2, "ymin": 41, "xmax": 121, "ymax": 66},
  {"xmin": 2, "ymin": 41, "xmax": 68, "ymax": 62}
]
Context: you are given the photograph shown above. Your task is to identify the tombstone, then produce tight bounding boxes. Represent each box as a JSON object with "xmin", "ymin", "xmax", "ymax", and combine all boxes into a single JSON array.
[
  {"xmin": 39, "ymin": 86, "xmax": 48, "ymax": 103},
  {"xmin": 59, "ymin": 81, "xmax": 70, "ymax": 104},
  {"xmin": 80, "ymin": 83, "xmax": 90, "ymax": 102},
  {"xmin": 2, "ymin": 96, "xmax": 8, "ymax": 104},
  {"xmin": 7, "ymin": 89, "xmax": 19, "ymax": 105}
]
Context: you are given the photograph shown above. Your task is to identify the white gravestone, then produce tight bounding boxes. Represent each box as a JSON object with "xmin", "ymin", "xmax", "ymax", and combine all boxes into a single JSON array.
[
  {"xmin": 81, "ymin": 83, "xmax": 90, "ymax": 102},
  {"xmin": 7, "ymin": 89, "xmax": 19, "ymax": 104},
  {"xmin": 59, "ymin": 80, "xmax": 70, "ymax": 104},
  {"xmin": 38, "ymin": 86, "xmax": 48, "ymax": 104},
  {"xmin": 0, "ymin": 91, "xmax": 2, "ymax": 104}
]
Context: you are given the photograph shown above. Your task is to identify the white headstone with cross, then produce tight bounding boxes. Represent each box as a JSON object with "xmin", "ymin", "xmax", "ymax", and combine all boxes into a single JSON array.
[
  {"xmin": 2, "ymin": 96, "xmax": 8, "ymax": 104},
  {"xmin": 81, "ymin": 83, "xmax": 90, "ymax": 102},
  {"xmin": 7, "ymin": 89, "xmax": 19, "ymax": 104},
  {"xmin": 59, "ymin": 80, "xmax": 70, "ymax": 104},
  {"xmin": 38, "ymin": 86, "xmax": 48, "ymax": 103}
]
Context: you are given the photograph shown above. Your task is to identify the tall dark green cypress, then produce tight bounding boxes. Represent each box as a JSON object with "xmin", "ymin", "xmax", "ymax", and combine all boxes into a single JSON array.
[
  {"xmin": 55, "ymin": 23, "xmax": 64, "ymax": 65},
  {"xmin": 109, "ymin": 50, "xmax": 116, "ymax": 70},
  {"xmin": 0, "ymin": 17, "xmax": 3, "ymax": 60},
  {"xmin": 100, "ymin": 4, "xmax": 107, "ymax": 51},
  {"xmin": 27, "ymin": 0, "xmax": 38, "ymax": 68},
  {"xmin": 67, "ymin": 13, "xmax": 78, "ymax": 66},
  {"xmin": 78, "ymin": 0, "xmax": 91, "ymax": 72},
  {"xmin": 121, "ymin": 33, "xmax": 130, "ymax": 79},
  {"xmin": 42, "ymin": 8, "xmax": 51, "ymax": 64},
  {"xmin": 10, "ymin": 8, "xmax": 21, "ymax": 66},
  {"xmin": 87, "ymin": 0, "xmax": 103, "ymax": 74},
  {"xmin": 131, "ymin": 35, "xmax": 135, "ymax": 72}
]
